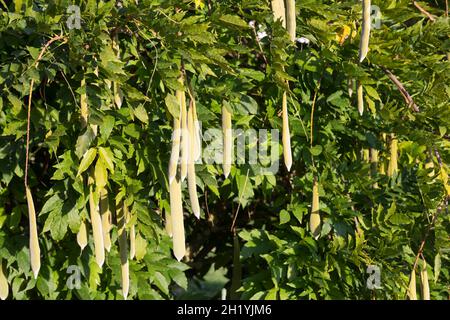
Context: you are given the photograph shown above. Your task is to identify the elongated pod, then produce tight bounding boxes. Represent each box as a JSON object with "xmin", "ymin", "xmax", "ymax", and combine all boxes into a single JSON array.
[
  {"xmin": 192, "ymin": 99, "xmax": 202, "ymax": 162},
  {"xmin": 271, "ymin": 0, "xmax": 286, "ymax": 27},
  {"xmin": 282, "ymin": 92, "xmax": 293, "ymax": 171},
  {"xmin": 77, "ymin": 219, "xmax": 88, "ymax": 251},
  {"xmin": 359, "ymin": 0, "xmax": 371, "ymax": 63},
  {"xmin": 0, "ymin": 259, "xmax": 8, "ymax": 300},
  {"xmin": 88, "ymin": 178, "xmax": 105, "ymax": 268},
  {"xmin": 112, "ymin": 34, "xmax": 123, "ymax": 109},
  {"xmin": 170, "ymin": 176, "xmax": 186, "ymax": 261},
  {"xmin": 357, "ymin": 81, "xmax": 364, "ymax": 116},
  {"xmin": 123, "ymin": 204, "xmax": 135, "ymax": 260},
  {"xmin": 387, "ymin": 134, "xmax": 398, "ymax": 177},
  {"xmin": 26, "ymin": 186, "xmax": 40, "ymax": 279},
  {"xmin": 408, "ymin": 269, "xmax": 417, "ymax": 300},
  {"xmin": 168, "ymin": 107, "xmax": 181, "ymax": 185},
  {"xmin": 99, "ymin": 189, "xmax": 112, "ymax": 252},
  {"xmin": 187, "ymin": 103, "xmax": 201, "ymax": 219},
  {"xmin": 80, "ymin": 77, "xmax": 88, "ymax": 128},
  {"xmin": 421, "ymin": 260, "xmax": 430, "ymax": 300},
  {"xmin": 370, "ymin": 148, "xmax": 379, "ymax": 188},
  {"xmin": 117, "ymin": 202, "xmax": 129, "ymax": 300},
  {"xmin": 180, "ymin": 89, "xmax": 189, "ymax": 182},
  {"xmin": 222, "ymin": 104, "xmax": 233, "ymax": 178},
  {"xmin": 310, "ymin": 178, "xmax": 321, "ymax": 240},
  {"xmin": 285, "ymin": 0, "xmax": 296, "ymax": 42}
]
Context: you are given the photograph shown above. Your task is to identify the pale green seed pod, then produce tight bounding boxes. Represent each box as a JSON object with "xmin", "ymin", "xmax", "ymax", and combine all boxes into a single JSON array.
[
  {"xmin": 168, "ymin": 106, "xmax": 181, "ymax": 185},
  {"xmin": 117, "ymin": 202, "xmax": 129, "ymax": 300},
  {"xmin": 0, "ymin": 259, "xmax": 8, "ymax": 300},
  {"xmin": 180, "ymin": 89, "xmax": 189, "ymax": 182},
  {"xmin": 26, "ymin": 186, "xmax": 40, "ymax": 279},
  {"xmin": 271, "ymin": 0, "xmax": 286, "ymax": 27},
  {"xmin": 421, "ymin": 260, "xmax": 430, "ymax": 300},
  {"xmin": 387, "ymin": 134, "xmax": 398, "ymax": 177},
  {"xmin": 357, "ymin": 81, "xmax": 364, "ymax": 116},
  {"xmin": 282, "ymin": 92, "xmax": 293, "ymax": 171},
  {"xmin": 88, "ymin": 177, "xmax": 105, "ymax": 268},
  {"xmin": 100, "ymin": 189, "xmax": 112, "ymax": 252},
  {"xmin": 222, "ymin": 104, "xmax": 232, "ymax": 178},
  {"xmin": 359, "ymin": 0, "xmax": 371, "ymax": 63},
  {"xmin": 170, "ymin": 176, "xmax": 186, "ymax": 261},
  {"xmin": 285, "ymin": 0, "xmax": 296, "ymax": 42},
  {"xmin": 77, "ymin": 219, "xmax": 88, "ymax": 251},
  {"xmin": 408, "ymin": 269, "xmax": 417, "ymax": 300},
  {"xmin": 187, "ymin": 103, "xmax": 201, "ymax": 219},
  {"xmin": 310, "ymin": 178, "xmax": 321, "ymax": 240}
]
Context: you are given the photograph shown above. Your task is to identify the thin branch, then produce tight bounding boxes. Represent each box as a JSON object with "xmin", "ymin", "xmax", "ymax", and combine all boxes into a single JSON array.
[
  {"xmin": 382, "ymin": 67, "xmax": 420, "ymax": 113},
  {"xmin": 413, "ymin": 1, "xmax": 436, "ymax": 22},
  {"xmin": 24, "ymin": 34, "xmax": 67, "ymax": 188}
]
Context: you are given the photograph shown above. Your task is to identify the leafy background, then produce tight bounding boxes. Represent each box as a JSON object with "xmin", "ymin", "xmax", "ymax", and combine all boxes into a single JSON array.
[{"xmin": 0, "ymin": 0, "xmax": 449, "ymax": 299}]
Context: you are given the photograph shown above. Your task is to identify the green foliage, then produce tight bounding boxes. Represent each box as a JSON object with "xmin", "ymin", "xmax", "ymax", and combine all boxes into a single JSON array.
[{"xmin": 0, "ymin": 0, "xmax": 449, "ymax": 300}]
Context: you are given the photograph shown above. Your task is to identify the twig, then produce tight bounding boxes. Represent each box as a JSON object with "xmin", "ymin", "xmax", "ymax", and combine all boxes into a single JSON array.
[
  {"xmin": 24, "ymin": 34, "xmax": 67, "ymax": 188},
  {"xmin": 382, "ymin": 67, "xmax": 420, "ymax": 113},
  {"xmin": 413, "ymin": 1, "xmax": 436, "ymax": 22},
  {"xmin": 250, "ymin": 23, "xmax": 268, "ymax": 66},
  {"xmin": 446, "ymin": 0, "xmax": 448, "ymax": 18}
]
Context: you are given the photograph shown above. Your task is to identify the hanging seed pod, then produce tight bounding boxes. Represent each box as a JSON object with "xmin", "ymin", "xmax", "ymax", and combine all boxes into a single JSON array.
[
  {"xmin": 170, "ymin": 176, "xmax": 186, "ymax": 261},
  {"xmin": 310, "ymin": 178, "xmax": 321, "ymax": 240},
  {"xmin": 77, "ymin": 219, "xmax": 88, "ymax": 251},
  {"xmin": 180, "ymin": 89, "xmax": 189, "ymax": 182},
  {"xmin": 0, "ymin": 259, "xmax": 8, "ymax": 300},
  {"xmin": 387, "ymin": 134, "xmax": 398, "ymax": 177},
  {"xmin": 187, "ymin": 103, "xmax": 201, "ymax": 219},
  {"xmin": 408, "ymin": 269, "xmax": 417, "ymax": 300},
  {"xmin": 126, "ymin": 205, "xmax": 135, "ymax": 260},
  {"xmin": 370, "ymin": 148, "xmax": 379, "ymax": 188},
  {"xmin": 165, "ymin": 211, "xmax": 173, "ymax": 237},
  {"xmin": 123, "ymin": 204, "xmax": 135, "ymax": 260},
  {"xmin": 421, "ymin": 260, "xmax": 430, "ymax": 300},
  {"xmin": 357, "ymin": 81, "xmax": 364, "ymax": 116},
  {"xmin": 191, "ymin": 99, "xmax": 202, "ymax": 162},
  {"xmin": 282, "ymin": 92, "xmax": 293, "ymax": 171},
  {"xmin": 117, "ymin": 202, "xmax": 129, "ymax": 300},
  {"xmin": 112, "ymin": 34, "xmax": 123, "ymax": 109},
  {"xmin": 88, "ymin": 175, "xmax": 105, "ymax": 268},
  {"xmin": 168, "ymin": 106, "xmax": 182, "ymax": 185},
  {"xmin": 80, "ymin": 77, "xmax": 88, "ymax": 128},
  {"xmin": 359, "ymin": 0, "xmax": 371, "ymax": 63},
  {"xmin": 222, "ymin": 104, "xmax": 233, "ymax": 178},
  {"xmin": 99, "ymin": 189, "xmax": 112, "ymax": 252},
  {"xmin": 26, "ymin": 186, "xmax": 40, "ymax": 279},
  {"xmin": 271, "ymin": 0, "xmax": 286, "ymax": 27},
  {"xmin": 285, "ymin": 0, "xmax": 296, "ymax": 42}
]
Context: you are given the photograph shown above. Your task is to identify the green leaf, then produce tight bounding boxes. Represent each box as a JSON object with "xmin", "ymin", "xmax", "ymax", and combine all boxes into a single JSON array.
[
  {"xmin": 77, "ymin": 148, "xmax": 97, "ymax": 176},
  {"xmin": 434, "ymin": 253, "xmax": 441, "ymax": 283},
  {"xmin": 218, "ymin": 14, "xmax": 249, "ymax": 29},
  {"xmin": 165, "ymin": 94, "xmax": 180, "ymax": 119},
  {"xmin": 134, "ymin": 105, "xmax": 149, "ymax": 124},
  {"xmin": 279, "ymin": 210, "xmax": 290, "ymax": 224},
  {"xmin": 98, "ymin": 147, "xmax": 115, "ymax": 173}
]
